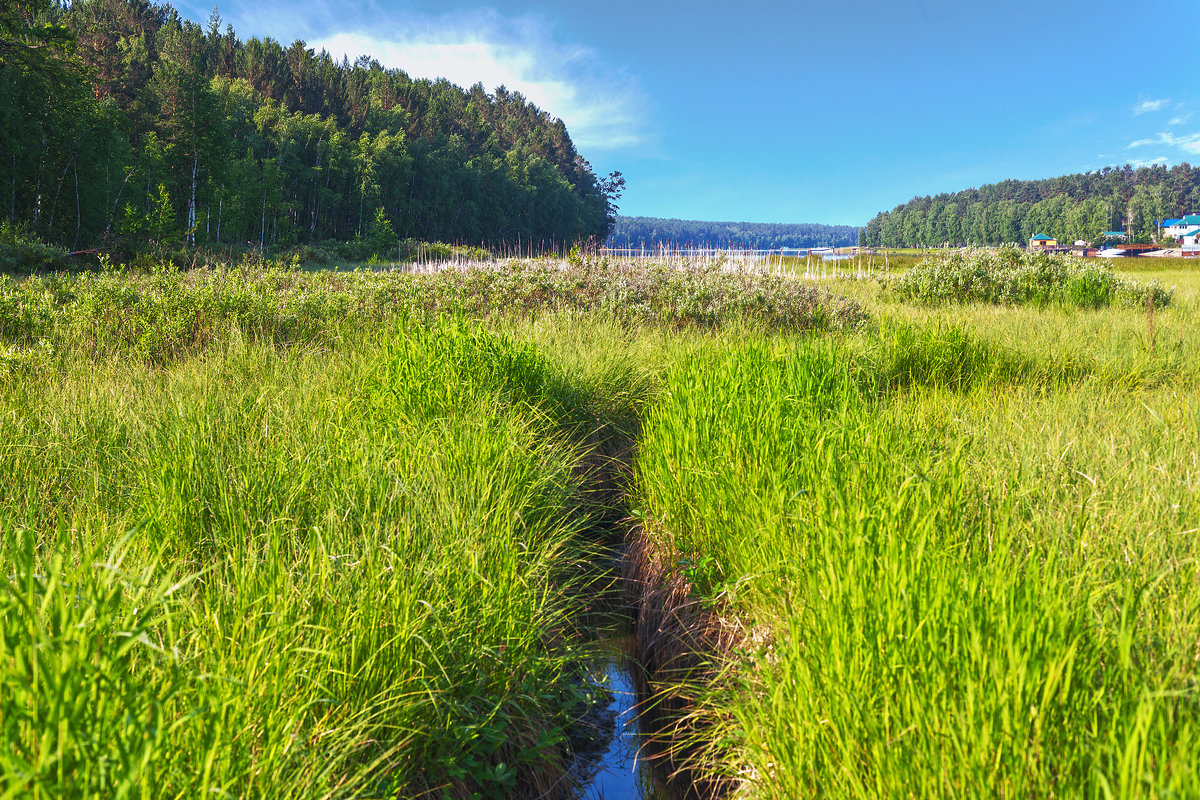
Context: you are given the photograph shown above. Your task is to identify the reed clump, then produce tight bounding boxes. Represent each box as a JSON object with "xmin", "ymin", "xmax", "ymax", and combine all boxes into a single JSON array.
[
  {"xmin": 0, "ymin": 256, "xmax": 865, "ymax": 369},
  {"xmin": 885, "ymin": 247, "xmax": 1173, "ymax": 308}
]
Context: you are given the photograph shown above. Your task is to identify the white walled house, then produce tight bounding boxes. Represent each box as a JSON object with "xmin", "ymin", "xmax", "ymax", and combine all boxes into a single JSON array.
[
  {"xmin": 1164, "ymin": 215, "xmax": 1200, "ymax": 238},
  {"xmin": 1183, "ymin": 227, "xmax": 1200, "ymax": 257}
]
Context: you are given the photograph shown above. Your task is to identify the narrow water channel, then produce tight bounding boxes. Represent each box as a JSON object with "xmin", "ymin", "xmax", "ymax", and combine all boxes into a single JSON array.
[{"xmin": 569, "ymin": 632, "xmax": 682, "ymax": 800}]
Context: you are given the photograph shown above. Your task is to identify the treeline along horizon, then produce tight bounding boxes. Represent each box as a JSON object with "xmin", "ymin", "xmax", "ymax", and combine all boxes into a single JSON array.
[
  {"xmin": 1, "ymin": 0, "xmax": 622, "ymax": 253},
  {"xmin": 606, "ymin": 216, "xmax": 857, "ymax": 250},
  {"xmin": 860, "ymin": 163, "xmax": 1200, "ymax": 248}
]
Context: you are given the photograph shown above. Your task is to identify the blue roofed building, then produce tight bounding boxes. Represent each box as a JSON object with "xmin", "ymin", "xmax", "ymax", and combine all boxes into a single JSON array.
[{"xmin": 1164, "ymin": 215, "xmax": 1200, "ymax": 238}]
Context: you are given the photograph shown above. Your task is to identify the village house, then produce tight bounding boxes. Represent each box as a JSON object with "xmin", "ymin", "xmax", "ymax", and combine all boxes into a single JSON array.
[
  {"xmin": 1182, "ymin": 228, "xmax": 1200, "ymax": 247},
  {"xmin": 1028, "ymin": 233, "xmax": 1056, "ymax": 249},
  {"xmin": 1163, "ymin": 215, "xmax": 1200, "ymax": 238}
]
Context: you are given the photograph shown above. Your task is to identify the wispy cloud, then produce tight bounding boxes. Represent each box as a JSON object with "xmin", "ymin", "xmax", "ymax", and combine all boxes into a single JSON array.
[
  {"xmin": 1130, "ymin": 156, "xmax": 1168, "ymax": 168},
  {"xmin": 1127, "ymin": 131, "xmax": 1200, "ymax": 153},
  {"xmin": 1133, "ymin": 97, "xmax": 1170, "ymax": 115},
  {"xmin": 307, "ymin": 12, "xmax": 648, "ymax": 152},
  {"xmin": 1169, "ymin": 113, "xmax": 1192, "ymax": 126}
]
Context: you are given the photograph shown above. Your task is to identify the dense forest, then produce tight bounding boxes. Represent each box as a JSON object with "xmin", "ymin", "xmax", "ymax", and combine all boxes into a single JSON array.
[
  {"xmin": 861, "ymin": 163, "xmax": 1200, "ymax": 248},
  {"xmin": 606, "ymin": 216, "xmax": 857, "ymax": 250},
  {"xmin": 1, "ymin": 0, "xmax": 621, "ymax": 256}
]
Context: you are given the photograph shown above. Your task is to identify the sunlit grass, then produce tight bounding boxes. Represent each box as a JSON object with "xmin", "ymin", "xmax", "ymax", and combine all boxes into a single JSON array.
[
  {"xmin": 5, "ymin": 251, "xmax": 1199, "ymax": 797},
  {"xmin": 631, "ymin": 271, "xmax": 1200, "ymax": 796},
  {"xmin": 0, "ymin": 318, "xmax": 641, "ymax": 797}
]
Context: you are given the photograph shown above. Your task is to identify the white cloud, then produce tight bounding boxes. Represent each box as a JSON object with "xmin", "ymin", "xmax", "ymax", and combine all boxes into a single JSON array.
[
  {"xmin": 1123, "ymin": 131, "xmax": 1200, "ymax": 154},
  {"xmin": 1133, "ymin": 98, "xmax": 1170, "ymax": 115},
  {"xmin": 1130, "ymin": 157, "xmax": 1168, "ymax": 168},
  {"xmin": 1176, "ymin": 135, "xmax": 1200, "ymax": 154},
  {"xmin": 1169, "ymin": 113, "xmax": 1192, "ymax": 126},
  {"xmin": 309, "ymin": 16, "xmax": 647, "ymax": 152},
  {"xmin": 1127, "ymin": 131, "xmax": 1200, "ymax": 154}
]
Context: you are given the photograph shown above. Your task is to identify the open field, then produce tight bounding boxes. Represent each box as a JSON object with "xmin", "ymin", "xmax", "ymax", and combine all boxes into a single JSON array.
[
  {"xmin": 2, "ymin": 252, "xmax": 1199, "ymax": 797},
  {"xmin": 0, "ymin": 258, "xmax": 859, "ymax": 797}
]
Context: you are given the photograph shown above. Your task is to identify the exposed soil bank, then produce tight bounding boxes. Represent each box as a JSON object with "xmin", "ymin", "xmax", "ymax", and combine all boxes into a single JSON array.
[{"xmin": 620, "ymin": 529, "xmax": 736, "ymax": 800}]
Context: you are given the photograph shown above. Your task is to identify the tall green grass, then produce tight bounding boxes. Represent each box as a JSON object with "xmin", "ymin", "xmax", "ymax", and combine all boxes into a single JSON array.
[
  {"xmin": 634, "ymin": 332, "xmax": 1200, "ymax": 797},
  {"xmin": 0, "ymin": 317, "xmax": 633, "ymax": 798},
  {"xmin": 7, "ymin": 254, "xmax": 1199, "ymax": 797}
]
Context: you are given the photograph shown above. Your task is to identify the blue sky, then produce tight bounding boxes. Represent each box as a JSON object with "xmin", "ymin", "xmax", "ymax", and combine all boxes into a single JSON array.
[{"xmin": 175, "ymin": 0, "xmax": 1200, "ymax": 226}]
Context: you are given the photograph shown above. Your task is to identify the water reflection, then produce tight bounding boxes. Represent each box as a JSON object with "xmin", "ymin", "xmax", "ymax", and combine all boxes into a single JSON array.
[{"xmin": 571, "ymin": 635, "xmax": 678, "ymax": 800}]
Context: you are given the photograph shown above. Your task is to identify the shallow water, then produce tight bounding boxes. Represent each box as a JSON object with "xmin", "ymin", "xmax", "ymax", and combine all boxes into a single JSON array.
[{"xmin": 571, "ymin": 634, "xmax": 679, "ymax": 800}]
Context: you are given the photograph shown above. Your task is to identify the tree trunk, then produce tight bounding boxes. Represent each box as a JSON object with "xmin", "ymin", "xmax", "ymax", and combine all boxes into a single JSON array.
[
  {"xmin": 106, "ymin": 168, "xmax": 133, "ymax": 236},
  {"xmin": 34, "ymin": 149, "xmax": 44, "ymax": 227},
  {"xmin": 47, "ymin": 153, "xmax": 74, "ymax": 242},
  {"xmin": 311, "ymin": 147, "xmax": 321, "ymax": 235},
  {"xmin": 188, "ymin": 151, "xmax": 198, "ymax": 244},
  {"xmin": 73, "ymin": 158, "xmax": 81, "ymax": 251}
]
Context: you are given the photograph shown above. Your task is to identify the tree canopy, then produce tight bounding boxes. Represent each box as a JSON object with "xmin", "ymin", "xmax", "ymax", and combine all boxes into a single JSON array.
[
  {"xmin": 860, "ymin": 164, "xmax": 1200, "ymax": 248},
  {"xmin": 1, "ymin": 0, "xmax": 620, "ymax": 254}
]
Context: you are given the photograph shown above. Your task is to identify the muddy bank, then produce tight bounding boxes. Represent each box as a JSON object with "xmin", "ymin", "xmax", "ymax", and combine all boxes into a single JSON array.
[{"xmin": 618, "ymin": 526, "xmax": 741, "ymax": 799}]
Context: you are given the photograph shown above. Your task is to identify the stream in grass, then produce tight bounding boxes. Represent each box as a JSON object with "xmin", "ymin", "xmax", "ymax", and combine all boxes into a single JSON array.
[{"xmin": 570, "ymin": 632, "xmax": 680, "ymax": 800}]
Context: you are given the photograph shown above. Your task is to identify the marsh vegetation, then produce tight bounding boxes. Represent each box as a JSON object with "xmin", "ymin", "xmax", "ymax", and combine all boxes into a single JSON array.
[{"xmin": 2, "ymin": 251, "xmax": 1198, "ymax": 798}]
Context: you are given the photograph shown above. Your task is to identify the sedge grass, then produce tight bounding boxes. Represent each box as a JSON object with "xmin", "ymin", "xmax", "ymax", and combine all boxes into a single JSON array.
[
  {"xmin": 632, "ymin": 310, "xmax": 1200, "ymax": 796},
  {"xmin": 6, "ymin": 251, "xmax": 1199, "ymax": 797},
  {"xmin": 0, "ymin": 317, "xmax": 642, "ymax": 798}
]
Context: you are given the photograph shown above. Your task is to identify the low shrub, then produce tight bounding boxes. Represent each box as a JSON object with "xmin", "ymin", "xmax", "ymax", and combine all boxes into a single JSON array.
[
  {"xmin": 0, "ymin": 222, "xmax": 72, "ymax": 274},
  {"xmin": 273, "ymin": 238, "xmax": 493, "ymax": 267},
  {"xmin": 0, "ymin": 257, "xmax": 868, "ymax": 365},
  {"xmin": 885, "ymin": 248, "xmax": 1173, "ymax": 309}
]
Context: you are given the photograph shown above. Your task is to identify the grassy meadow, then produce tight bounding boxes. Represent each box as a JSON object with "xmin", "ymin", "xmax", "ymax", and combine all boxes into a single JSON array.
[
  {"xmin": 631, "ymin": 253, "xmax": 1200, "ymax": 797},
  {"xmin": 1, "ymin": 250, "xmax": 1198, "ymax": 797},
  {"xmin": 1, "ymin": 318, "xmax": 632, "ymax": 798}
]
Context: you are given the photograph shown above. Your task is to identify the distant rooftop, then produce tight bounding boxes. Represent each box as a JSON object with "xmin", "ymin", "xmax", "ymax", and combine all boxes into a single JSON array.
[
  {"xmin": 1102, "ymin": 231, "xmax": 1125, "ymax": 237},
  {"xmin": 1029, "ymin": 233, "xmax": 1054, "ymax": 240}
]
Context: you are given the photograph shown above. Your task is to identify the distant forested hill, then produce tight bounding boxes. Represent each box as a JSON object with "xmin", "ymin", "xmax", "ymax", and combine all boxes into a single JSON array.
[
  {"xmin": 607, "ymin": 216, "xmax": 858, "ymax": 249},
  {"xmin": 1, "ymin": 0, "xmax": 619, "ymax": 253},
  {"xmin": 861, "ymin": 164, "xmax": 1200, "ymax": 247}
]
